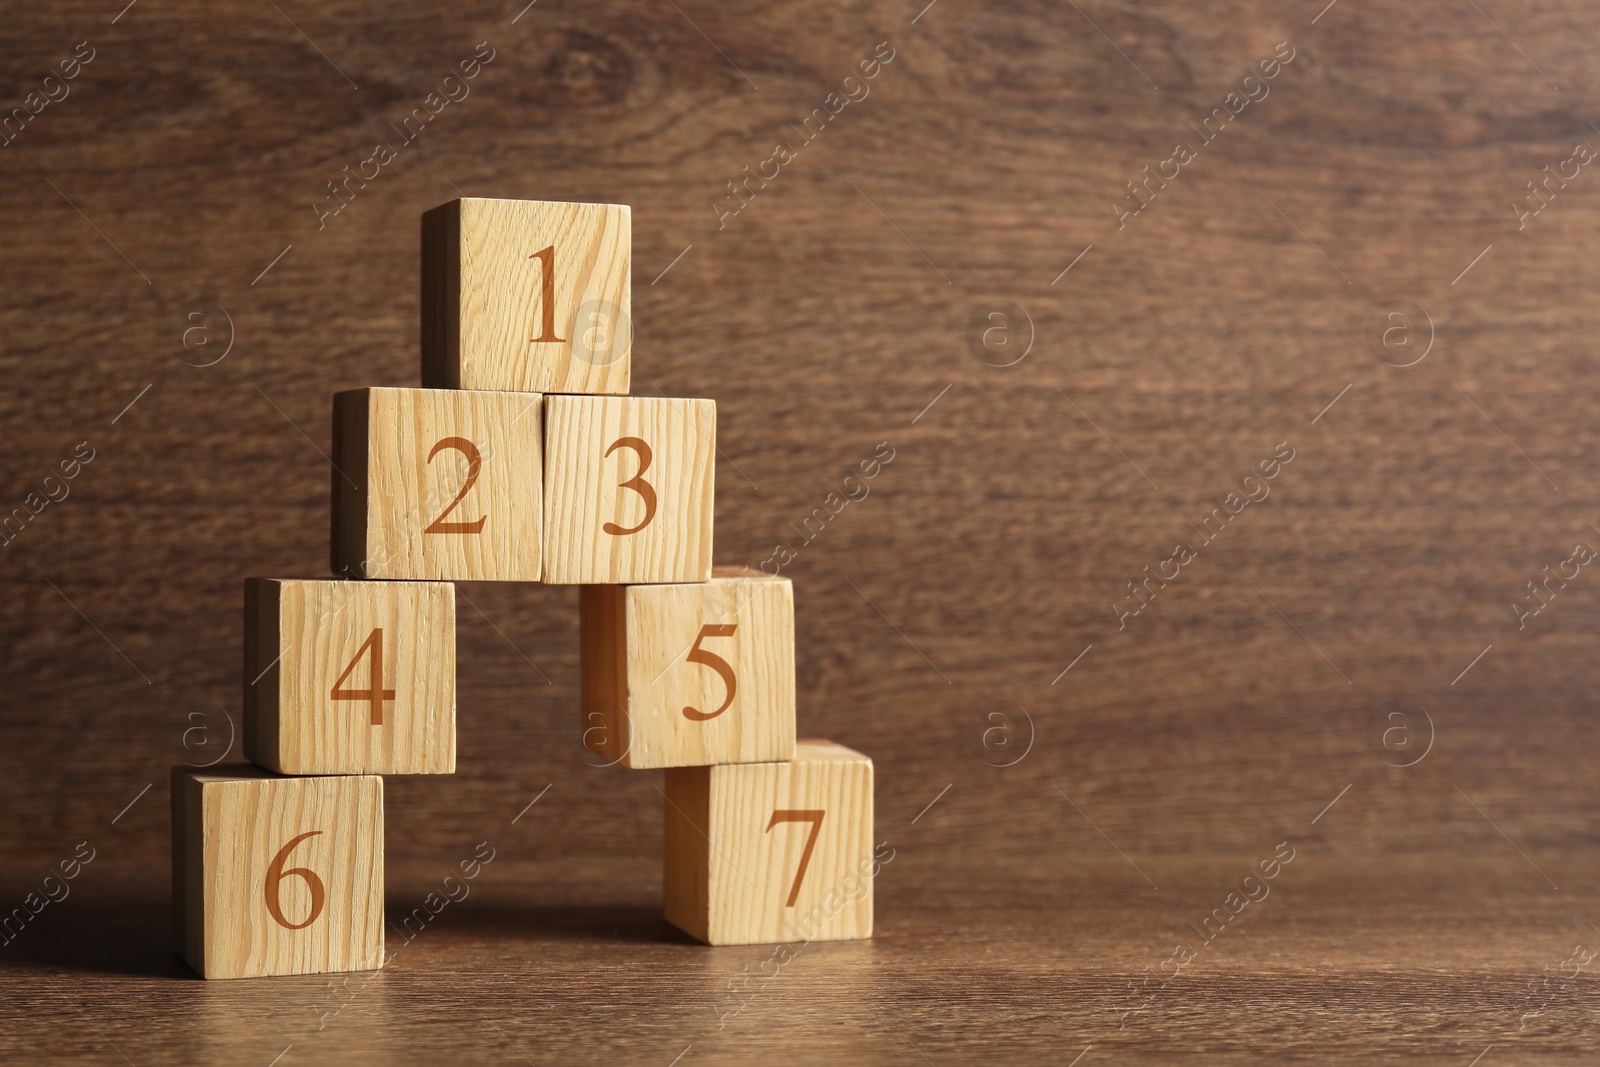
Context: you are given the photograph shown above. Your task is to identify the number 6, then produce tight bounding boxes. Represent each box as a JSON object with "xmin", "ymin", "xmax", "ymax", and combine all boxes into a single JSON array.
[{"xmin": 264, "ymin": 830, "xmax": 327, "ymax": 930}]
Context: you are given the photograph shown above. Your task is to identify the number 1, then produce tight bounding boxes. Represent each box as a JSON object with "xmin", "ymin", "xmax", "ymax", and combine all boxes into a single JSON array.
[
  {"xmin": 529, "ymin": 245, "xmax": 566, "ymax": 344},
  {"xmin": 765, "ymin": 809, "xmax": 825, "ymax": 907}
]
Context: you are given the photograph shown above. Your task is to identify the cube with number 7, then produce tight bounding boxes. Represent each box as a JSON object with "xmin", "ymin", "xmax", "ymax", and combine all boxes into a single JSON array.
[
  {"xmin": 172, "ymin": 766, "xmax": 383, "ymax": 979},
  {"xmin": 244, "ymin": 578, "xmax": 455, "ymax": 775},
  {"xmin": 581, "ymin": 566, "xmax": 795, "ymax": 769},
  {"xmin": 543, "ymin": 395, "xmax": 714, "ymax": 584},
  {"xmin": 664, "ymin": 740, "xmax": 874, "ymax": 946}
]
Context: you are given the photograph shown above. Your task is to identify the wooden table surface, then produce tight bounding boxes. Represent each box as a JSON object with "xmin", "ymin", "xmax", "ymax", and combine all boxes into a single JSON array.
[{"xmin": 4, "ymin": 0, "xmax": 1600, "ymax": 1061}]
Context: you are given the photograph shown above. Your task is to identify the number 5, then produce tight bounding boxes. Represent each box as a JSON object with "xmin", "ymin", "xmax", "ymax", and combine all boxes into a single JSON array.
[
  {"xmin": 765, "ymin": 809, "xmax": 824, "ymax": 907},
  {"xmin": 682, "ymin": 623, "xmax": 737, "ymax": 722}
]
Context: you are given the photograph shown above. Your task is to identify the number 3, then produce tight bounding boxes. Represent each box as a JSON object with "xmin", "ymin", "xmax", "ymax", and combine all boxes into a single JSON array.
[
  {"xmin": 264, "ymin": 830, "xmax": 327, "ymax": 930},
  {"xmin": 602, "ymin": 436, "xmax": 657, "ymax": 536},
  {"xmin": 682, "ymin": 623, "xmax": 737, "ymax": 721}
]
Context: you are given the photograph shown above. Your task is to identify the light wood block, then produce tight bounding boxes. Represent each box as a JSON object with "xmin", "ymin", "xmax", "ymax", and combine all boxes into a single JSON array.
[
  {"xmin": 331, "ymin": 387, "xmax": 544, "ymax": 581},
  {"xmin": 422, "ymin": 197, "xmax": 631, "ymax": 394},
  {"xmin": 244, "ymin": 578, "xmax": 455, "ymax": 775},
  {"xmin": 543, "ymin": 395, "xmax": 714, "ymax": 584},
  {"xmin": 171, "ymin": 766, "xmax": 383, "ymax": 979},
  {"xmin": 664, "ymin": 739, "xmax": 874, "ymax": 946},
  {"xmin": 581, "ymin": 566, "xmax": 794, "ymax": 769}
]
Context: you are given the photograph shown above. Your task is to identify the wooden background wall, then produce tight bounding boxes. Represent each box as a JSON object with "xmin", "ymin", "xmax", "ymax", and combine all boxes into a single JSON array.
[{"xmin": 3, "ymin": 0, "xmax": 1598, "ymax": 901}]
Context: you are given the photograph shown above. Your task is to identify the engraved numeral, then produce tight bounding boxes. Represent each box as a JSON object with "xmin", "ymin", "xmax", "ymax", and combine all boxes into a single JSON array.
[
  {"xmin": 329, "ymin": 627, "xmax": 395, "ymax": 726},
  {"xmin": 765, "ymin": 809, "xmax": 824, "ymax": 907},
  {"xmin": 423, "ymin": 436, "xmax": 487, "ymax": 535},
  {"xmin": 264, "ymin": 830, "xmax": 327, "ymax": 930},
  {"xmin": 682, "ymin": 623, "xmax": 737, "ymax": 722},
  {"xmin": 528, "ymin": 244, "xmax": 566, "ymax": 344},
  {"xmin": 602, "ymin": 436, "xmax": 657, "ymax": 536}
]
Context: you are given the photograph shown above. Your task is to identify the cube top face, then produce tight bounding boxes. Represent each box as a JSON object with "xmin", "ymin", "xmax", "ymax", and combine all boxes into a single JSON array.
[
  {"xmin": 332, "ymin": 387, "xmax": 544, "ymax": 581},
  {"xmin": 582, "ymin": 572, "xmax": 795, "ymax": 769},
  {"xmin": 174, "ymin": 767, "xmax": 383, "ymax": 979},
  {"xmin": 543, "ymin": 395, "xmax": 715, "ymax": 584},
  {"xmin": 244, "ymin": 579, "xmax": 456, "ymax": 775},
  {"xmin": 423, "ymin": 197, "xmax": 631, "ymax": 395},
  {"xmin": 665, "ymin": 740, "xmax": 874, "ymax": 946}
]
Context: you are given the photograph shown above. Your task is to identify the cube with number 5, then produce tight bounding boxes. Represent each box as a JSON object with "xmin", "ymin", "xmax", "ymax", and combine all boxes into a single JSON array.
[
  {"xmin": 581, "ymin": 566, "xmax": 794, "ymax": 768},
  {"xmin": 664, "ymin": 740, "xmax": 874, "ymax": 945},
  {"xmin": 172, "ymin": 767, "xmax": 383, "ymax": 979}
]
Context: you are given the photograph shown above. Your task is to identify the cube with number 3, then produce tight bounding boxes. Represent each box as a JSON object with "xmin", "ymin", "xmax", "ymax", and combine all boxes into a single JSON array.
[
  {"xmin": 664, "ymin": 740, "xmax": 874, "ymax": 946},
  {"xmin": 422, "ymin": 197, "xmax": 631, "ymax": 394},
  {"xmin": 172, "ymin": 767, "xmax": 383, "ymax": 979},
  {"xmin": 543, "ymin": 395, "xmax": 714, "ymax": 584},
  {"xmin": 581, "ymin": 567, "xmax": 794, "ymax": 768},
  {"xmin": 331, "ymin": 387, "xmax": 544, "ymax": 581},
  {"xmin": 244, "ymin": 578, "xmax": 455, "ymax": 775}
]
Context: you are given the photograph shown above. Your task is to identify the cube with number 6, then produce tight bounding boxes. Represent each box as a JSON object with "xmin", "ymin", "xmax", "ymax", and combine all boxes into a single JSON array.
[
  {"xmin": 543, "ymin": 395, "xmax": 714, "ymax": 584},
  {"xmin": 172, "ymin": 766, "xmax": 383, "ymax": 979},
  {"xmin": 581, "ymin": 566, "xmax": 795, "ymax": 769},
  {"xmin": 244, "ymin": 578, "xmax": 455, "ymax": 775},
  {"xmin": 664, "ymin": 740, "xmax": 874, "ymax": 946}
]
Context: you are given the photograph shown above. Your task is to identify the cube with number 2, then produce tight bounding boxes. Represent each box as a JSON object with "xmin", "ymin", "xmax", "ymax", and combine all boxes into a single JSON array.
[
  {"xmin": 581, "ymin": 567, "xmax": 794, "ymax": 768},
  {"xmin": 172, "ymin": 767, "xmax": 383, "ymax": 979},
  {"xmin": 664, "ymin": 740, "xmax": 874, "ymax": 946},
  {"xmin": 332, "ymin": 387, "xmax": 544, "ymax": 581}
]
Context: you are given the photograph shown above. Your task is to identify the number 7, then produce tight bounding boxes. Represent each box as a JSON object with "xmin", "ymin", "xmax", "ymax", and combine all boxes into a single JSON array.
[{"xmin": 765, "ymin": 809, "xmax": 825, "ymax": 907}]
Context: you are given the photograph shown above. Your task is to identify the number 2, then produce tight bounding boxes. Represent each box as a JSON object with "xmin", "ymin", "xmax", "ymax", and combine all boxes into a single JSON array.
[
  {"xmin": 602, "ymin": 436, "xmax": 657, "ymax": 536},
  {"xmin": 765, "ymin": 809, "xmax": 825, "ymax": 907},
  {"xmin": 682, "ymin": 624, "xmax": 737, "ymax": 721},
  {"xmin": 528, "ymin": 245, "xmax": 566, "ymax": 344},
  {"xmin": 330, "ymin": 627, "xmax": 395, "ymax": 726},
  {"xmin": 423, "ymin": 437, "xmax": 486, "ymax": 535},
  {"xmin": 264, "ymin": 830, "xmax": 326, "ymax": 930}
]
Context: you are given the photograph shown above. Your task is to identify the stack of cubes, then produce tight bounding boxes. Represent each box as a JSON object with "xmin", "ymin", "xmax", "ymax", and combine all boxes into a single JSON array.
[{"xmin": 171, "ymin": 198, "xmax": 876, "ymax": 979}]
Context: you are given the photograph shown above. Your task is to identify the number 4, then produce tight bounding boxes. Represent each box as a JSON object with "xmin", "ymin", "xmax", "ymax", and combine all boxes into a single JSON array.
[
  {"xmin": 330, "ymin": 628, "xmax": 395, "ymax": 726},
  {"xmin": 765, "ymin": 809, "xmax": 825, "ymax": 907}
]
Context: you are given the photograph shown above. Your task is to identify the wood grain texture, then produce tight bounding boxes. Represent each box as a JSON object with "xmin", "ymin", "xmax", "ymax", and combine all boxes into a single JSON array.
[
  {"xmin": 4, "ymin": 0, "xmax": 1600, "ymax": 1054},
  {"xmin": 581, "ymin": 566, "xmax": 795, "ymax": 768},
  {"xmin": 665, "ymin": 739, "xmax": 873, "ymax": 945},
  {"xmin": 421, "ymin": 197, "xmax": 631, "ymax": 393},
  {"xmin": 331, "ymin": 387, "xmax": 544, "ymax": 581},
  {"xmin": 244, "ymin": 578, "xmax": 456, "ymax": 775},
  {"xmin": 543, "ymin": 395, "xmax": 714, "ymax": 583},
  {"xmin": 171, "ymin": 767, "xmax": 383, "ymax": 979}
]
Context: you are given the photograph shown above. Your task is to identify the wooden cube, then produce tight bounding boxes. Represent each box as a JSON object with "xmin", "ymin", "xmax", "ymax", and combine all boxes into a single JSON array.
[
  {"xmin": 581, "ymin": 566, "xmax": 794, "ymax": 769},
  {"xmin": 172, "ymin": 766, "xmax": 383, "ymax": 979},
  {"xmin": 422, "ymin": 197, "xmax": 631, "ymax": 395},
  {"xmin": 664, "ymin": 740, "xmax": 874, "ymax": 946},
  {"xmin": 543, "ymin": 395, "xmax": 714, "ymax": 584},
  {"xmin": 331, "ymin": 387, "xmax": 544, "ymax": 581},
  {"xmin": 244, "ymin": 578, "xmax": 455, "ymax": 775}
]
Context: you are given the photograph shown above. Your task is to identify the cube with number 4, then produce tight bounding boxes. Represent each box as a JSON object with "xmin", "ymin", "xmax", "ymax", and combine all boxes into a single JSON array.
[
  {"xmin": 422, "ymin": 197, "xmax": 631, "ymax": 394},
  {"xmin": 581, "ymin": 566, "xmax": 794, "ymax": 768},
  {"xmin": 332, "ymin": 387, "xmax": 544, "ymax": 581},
  {"xmin": 664, "ymin": 740, "xmax": 874, "ymax": 946},
  {"xmin": 172, "ymin": 766, "xmax": 383, "ymax": 979},
  {"xmin": 244, "ymin": 578, "xmax": 455, "ymax": 775},
  {"xmin": 543, "ymin": 395, "xmax": 714, "ymax": 584}
]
